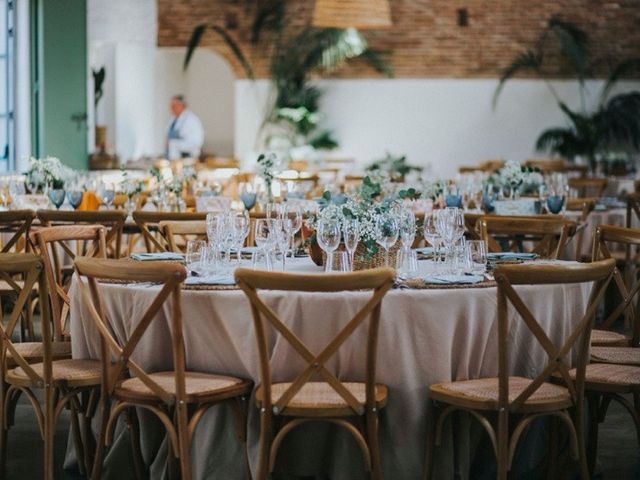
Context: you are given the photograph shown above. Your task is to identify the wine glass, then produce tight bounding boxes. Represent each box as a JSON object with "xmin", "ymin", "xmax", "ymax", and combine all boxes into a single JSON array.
[
  {"xmin": 342, "ymin": 219, "xmax": 360, "ymax": 271},
  {"xmin": 231, "ymin": 211, "xmax": 250, "ymax": 264},
  {"xmin": 375, "ymin": 213, "xmax": 399, "ymax": 267},
  {"xmin": 48, "ymin": 189, "xmax": 66, "ymax": 210},
  {"xmin": 423, "ymin": 213, "xmax": 442, "ymax": 264},
  {"xmin": 67, "ymin": 189, "xmax": 84, "ymax": 210},
  {"xmin": 239, "ymin": 182, "xmax": 257, "ymax": 211},
  {"xmin": 316, "ymin": 219, "xmax": 341, "ymax": 273},
  {"xmin": 254, "ymin": 218, "xmax": 275, "ymax": 270},
  {"xmin": 186, "ymin": 240, "xmax": 206, "ymax": 275},
  {"xmin": 283, "ymin": 204, "xmax": 303, "ymax": 256},
  {"xmin": 97, "ymin": 183, "xmax": 115, "ymax": 210},
  {"xmin": 273, "ymin": 218, "xmax": 292, "ymax": 271},
  {"xmin": 398, "ymin": 208, "xmax": 416, "ymax": 252},
  {"xmin": 9, "ymin": 180, "xmax": 25, "ymax": 206}
]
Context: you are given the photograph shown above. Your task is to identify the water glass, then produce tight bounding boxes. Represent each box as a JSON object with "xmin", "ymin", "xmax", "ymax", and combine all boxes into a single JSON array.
[
  {"xmin": 48, "ymin": 189, "xmax": 66, "ymax": 210},
  {"xmin": 399, "ymin": 208, "xmax": 416, "ymax": 251},
  {"xmin": 317, "ymin": 219, "xmax": 341, "ymax": 273},
  {"xmin": 327, "ymin": 251, "xmax": 350, "ymax": 273},
  {"xmin": 239, "ymin": 182, "xmax": 257, "ymax": 211},
  {"xmin": 186, "ymin": 240, "xmax": 206, "ymax": 275},
  {"xmin": 375, "ymin": 213, "xmax": 399, "ymax": 267},
  {"xmin": 547, "ymin": 195, "xmax": 565, "ymax": 214},
  {"xmin": 342, "ymin": 219, "xmax": 360, "ymax": 271},
  {"xmin": 251, "ymin": 249, "xmax": 274, "ymax": 271},
  {"xmin": 396, "ymin": 249, "xmax": 418, "ymax": 278},
  {"xmin": 67, "ymin": 190, "xmax": 84, "ymax": 210},
  {"xmin": 467, "ymin": 240, "xmax": 487, "ymax": 275}
]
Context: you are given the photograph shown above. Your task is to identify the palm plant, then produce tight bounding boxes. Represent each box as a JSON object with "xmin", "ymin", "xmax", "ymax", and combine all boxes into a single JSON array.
[
  {"xmin": 183, "ymin": 3, "xmax": 392, "ymax": 152},
  {"xmin": 494, "ymin": 16, "xmax": 640, "ymax": 170}
]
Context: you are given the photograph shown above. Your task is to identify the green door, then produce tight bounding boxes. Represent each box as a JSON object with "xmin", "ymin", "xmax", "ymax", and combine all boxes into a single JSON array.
[{"xmin": 31, "ymin": 0, "xmax": 87, "ymax": 170}]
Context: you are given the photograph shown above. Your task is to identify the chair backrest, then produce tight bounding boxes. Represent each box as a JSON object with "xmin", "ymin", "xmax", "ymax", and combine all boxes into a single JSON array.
[
  {"xmin": 32, "ymin": 225, "xmax": 107, "ymax": 341},
  {"xmin": 568, "ymin": 177, "xmax": 608, "ymax": 198},
  {"xmin": 0, "ymin": 209, "xmax": 35, "ymax": 253},
  {"xmin": 524, "ymin": 158, "xmax": 566, "ymax": 173},
  {"xmin": 133, "ymin": 211, "xmax": 207, "ymax": 253},
  {"xmin": 494, "ymin": 259, "xmax": 614, "ymax": 412},
  {"xmin": 565, "ymin": 198, "xmax": 597, "ymax": 260},
  {"xmin": 159, "ymin": 220, "xmax": 207, "ymax": 253},
  {"xmin": 479, "ymin": 215, "xmax": 576, "ymax": 259},
  {"xmin": 0, "ymin": 253, "xmax": 52, "ymax": 385},
  {"xmin": 235, "ymin": 267, "xmax": 394, "ymax": 416},
  {"xmin": 37, "ymin": 209, "xmax": 127, "ymax": 259},
  {"xmin": 592, "ymin": 225, "xmax": 640, "ymax": 345},
  {"xmin": 626, "ymin": 192, "xmax": 640, "ymax": 229},
  {"xmin": 74, "ymin": 258, "xmax": 187, "ymax": 405}
]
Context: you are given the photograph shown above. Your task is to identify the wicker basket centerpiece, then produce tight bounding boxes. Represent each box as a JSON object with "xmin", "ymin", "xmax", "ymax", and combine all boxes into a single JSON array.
[{"xmin": 309, "ymin": 239, "xmax": 401, "ymax": 270}]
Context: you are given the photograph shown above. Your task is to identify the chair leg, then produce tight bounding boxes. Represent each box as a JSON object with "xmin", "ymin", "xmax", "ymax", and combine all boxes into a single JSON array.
[
  {"xmin": 0, "ymin": 380, "xmax": 7, "ymax": 474},
  {"xmin": 256, "ymin": 408, "xmax": 273, "ymax": 480},
  {"xmin": 547, "ymin": 415, "xmax": 559, "ymax": 480},
  {"xmin": 44, "ymin": 387, "xmax": 56, "ymax": 480},
  {"xmin": 497, "ymin": 410, "xmax": 509, "ymax": 480},
  {"xmin": 176, "ymin": 402, "xmax": 192, "ymax": 480},
  {"xmin": 125, "ymin": 407, "xmax": 145, "ymax": 480},
  {"xmin": 91, "ymin": 395, "xmax": 111, "ymax": 480},
  {"xmin": 422, "ymin": 401, "xmax": 438, "ymax": 480},
  {"xmin": 573, "ymin": 401, "xmax": 590, "ymax": 480},
  {"xmin": 80, "ymin": 391, "xmax": 96, "ymax": 475},
  {"xmin": 230, "ymin": 396, "xmax": 252, "ymax": 480},
  {"xmin": 69, "ymin": 398, "xmax": 87, "ymax": 476},
  {"xmin": 365, "ymin": 408, "xmax": 383, "ymax": 480},
  {"xmin": 587, "ymin": 394, "xmax": 602, "ymax": 476}
]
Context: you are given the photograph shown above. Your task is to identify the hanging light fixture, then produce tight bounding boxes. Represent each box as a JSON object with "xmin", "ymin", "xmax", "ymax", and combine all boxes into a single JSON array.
[{"xmin": 312, "ymin": 0, "xmax": 392, "ymax": 30}]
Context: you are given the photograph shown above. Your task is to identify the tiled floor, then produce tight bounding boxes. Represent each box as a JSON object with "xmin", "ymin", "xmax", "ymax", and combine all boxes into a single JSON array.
[{"xmin": 3, "ymin": 395, "xmax": 639, "ymax": 479}]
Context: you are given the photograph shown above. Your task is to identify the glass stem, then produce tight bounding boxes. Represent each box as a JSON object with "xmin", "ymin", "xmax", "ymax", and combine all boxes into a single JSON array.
[{"xmin": 326, "ymin": 251, "xmax": 334, "ymax": 273}]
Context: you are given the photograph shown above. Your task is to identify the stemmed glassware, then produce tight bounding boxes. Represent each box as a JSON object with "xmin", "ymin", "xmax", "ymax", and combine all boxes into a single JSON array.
[
  {"xmin": 254, "ymin": 218, "xmax": 275, "ymax": 270},
  {"xmin": 239, "ymin": 182, "xmax": 257, "ymax": 211},
  {"xmin": 375, "ymin": 212, "xmax": 399, "ymax": 267},
  {"xmin": 398, "ymin": 208, "xmax": 416, "ymax": 252},
  {"xmin": 435, "ymin": 207, "xmax": 465, "ymax": 272},
  {"xmin": 342, "ymin": 219, "xmax": 360, "ymax": 271},
  {"xmin": 282, "ymin": 204, "xmax": 302, "ymax": 257},
  {"xmin": 231, "ymin": 211, "xmax": 250, "ymax": 264},
  {"xmin": 48, "ymin": 188, "xmax": 66, "ymax": 210},
  {"xmin": 97, "ymin": 183, "xmax": 115, "ymax": 210},
  {"xmin": 67, "ymin": 183, "xmax": 84, "ymax": 210},
  {"xmin": 316, "ymin": 218, "xmax": 341, "ymax": 273},
  {"xmin": 423, "ymin": 213, "xmax": 442, "ymax": 265},
  {"xmin": 273, "ymin": 218, "xmax": 292, "ymax": 271}
]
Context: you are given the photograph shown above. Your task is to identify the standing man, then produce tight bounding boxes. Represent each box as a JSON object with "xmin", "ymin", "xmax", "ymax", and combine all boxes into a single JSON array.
[{"xmin": 165, "ymin": 95, "xmax": 205, "ymax": 160}]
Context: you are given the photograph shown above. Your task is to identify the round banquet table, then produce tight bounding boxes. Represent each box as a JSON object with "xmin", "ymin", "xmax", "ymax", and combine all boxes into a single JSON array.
[{"xmin": 68, "ymin": 259, "xmax": 592, "ymax": 480}]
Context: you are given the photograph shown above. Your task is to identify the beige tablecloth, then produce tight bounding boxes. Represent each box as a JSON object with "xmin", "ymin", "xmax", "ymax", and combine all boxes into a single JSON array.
[{"xmin": 69, "ymin": 262, "xmax": 592, "ymax": 479}]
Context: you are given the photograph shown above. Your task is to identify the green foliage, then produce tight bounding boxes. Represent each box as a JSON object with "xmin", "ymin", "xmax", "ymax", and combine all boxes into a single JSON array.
[
  {"xmin": 367, "ymin": 152, "xmax": 422, "ymax": 181},
  {"xmin": 184, "ymin": 24, "xmax": 254, "ymax": 78},
  {"xmin": 494, "ymin": 16, "xmax": 640, "ymax": 166},
  {"xmin": 92, "ymin": 67, "xmax": 106, "ymax": 108}
]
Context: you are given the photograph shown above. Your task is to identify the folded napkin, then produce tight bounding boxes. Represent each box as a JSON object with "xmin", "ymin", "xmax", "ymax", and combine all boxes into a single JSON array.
[
  {"xmin": 487, "ymin": 252, "xmax": 538, "ymax": 261},
  {"xmin": 415, "ymin": 247, "xmax": 434, "ymax": 255},
  {"xmin": 185, "ymin": 275, "xmax": 235, "ymax": 286},
  {"xmin": 130, "ymin": 252, "xmax": 184, "ymax": 261},
  {"xmin": 423, "ymin": 274, "xmax": 485, "ymax": 285}
]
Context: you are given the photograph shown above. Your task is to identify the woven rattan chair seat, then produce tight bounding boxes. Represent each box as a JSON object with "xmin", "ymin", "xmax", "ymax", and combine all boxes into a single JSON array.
[
  {"xmin": 115, "ymin": 371, "xmax": 252, "ymax": 403},
  {"xmin": 430, "ymin": 376, "xmax": 572, "ymax": 411},
  {"xmin": 0, "ymin": 279, "xmax": 37, "ymax": 294},
  {"xmin": 256, "ymin": 381, "xmax": 388, "ymax": 416},
  {"xmin": 554, "ymin": 363, "xmax": 640, "ymax": 389},
  {"xmin": 591, "ymin": 346, "xmax": 640, "ymax": 366},
  {"xmin": 6, "ymin": 359, "xmax": 101, "ymax": 387},
  {"xmin": 591, "ymin": 329, "xmax": 630, "ymax": 347},
  {"xmin": 6, "ymin": 341, "xmax": 71, "ymax": 368}
]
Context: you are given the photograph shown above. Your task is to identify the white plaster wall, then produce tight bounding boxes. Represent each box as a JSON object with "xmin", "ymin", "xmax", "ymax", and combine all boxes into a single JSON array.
[{"xmin": 235, "ymin": 78, "xmax": 640, "ymax": 178}]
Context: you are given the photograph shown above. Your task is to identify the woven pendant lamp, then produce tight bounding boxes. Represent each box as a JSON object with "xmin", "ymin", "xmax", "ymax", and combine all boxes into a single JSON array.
[{"xmin": 312, "ymin": 0, "xmax": 392, "ymax": 30}]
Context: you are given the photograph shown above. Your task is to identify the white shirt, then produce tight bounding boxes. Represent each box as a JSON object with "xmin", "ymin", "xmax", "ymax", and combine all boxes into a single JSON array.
[{"xmin": 166, "ymin": 109, "xmax": 204, "ymax": 160}]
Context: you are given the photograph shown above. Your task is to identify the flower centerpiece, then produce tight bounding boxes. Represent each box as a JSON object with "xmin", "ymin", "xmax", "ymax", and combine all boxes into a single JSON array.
[
  {"xmin": 309, "ymin": 176, "xmax": 420, "ymax": 270},
  {"xmin": 25, "ymin": 156, "xmax": 74, "ymax": 191},
  {"xmin": 256, "ymin": 152, "xmax": 284, "ymax": 203},
  {"xmin": 487, "ymin": 161, "xmax": 544, "ymax": 198}
]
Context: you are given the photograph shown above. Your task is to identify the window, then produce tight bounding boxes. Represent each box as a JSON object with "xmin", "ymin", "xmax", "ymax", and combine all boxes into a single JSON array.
[{"xmin": 0, "ymin": 0, "xmax": 14, "ymax": 172}]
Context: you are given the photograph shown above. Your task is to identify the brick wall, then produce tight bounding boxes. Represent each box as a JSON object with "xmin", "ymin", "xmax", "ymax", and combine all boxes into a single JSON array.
[{"xmin": 158, "ymin": 0, "xmax": 640, "ymax": 79}]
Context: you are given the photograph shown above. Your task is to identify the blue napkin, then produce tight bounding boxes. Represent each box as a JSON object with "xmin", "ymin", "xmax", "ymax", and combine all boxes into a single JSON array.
[
  {"xmin": 487, "ymin": 252, "xmax": 538, "ymax": 261},
  {"xmin": 423, "ymin": 274, "xmax": 484, "ymax": 285},
  {"xmin": 131, "ymin": 252, "xmax": 184, "ymax": 261},
  {"xmin": 185, "ymin": 275, "xmax": 235, "ymax": 286}
]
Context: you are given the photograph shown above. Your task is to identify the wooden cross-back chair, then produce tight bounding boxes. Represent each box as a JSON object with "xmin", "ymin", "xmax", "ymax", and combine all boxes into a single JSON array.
[
  {"xmin": 0, "ymin": 253, "xmax": 101, "ymax": 479},
  {"xmin": 133, "ymin": 211, "xmax": 207, "ymax": 253},
  {"xmin": 37, "ymin": 209, "xmax": 127, "ymax": 259},
  {"xmin": 74, "ymin": 258, "xmax": 252, "ymax": 480},
  {"xmin": 479, "ymin": 216, "xmax": 576, "ymax": 259},
  {"xmin": 159, "ymin": 220, "xmax": 207, "ymax": 253},
  {"xmin": 0, "ymin": 210, "xmax": 38, "ymax": 340},
  {"xmin": 565, "ymin": 197, "xmax": 597, "ymax": 260},
  {"xmin": 0, "ymin": 209, "xmax": 35, "ymax": 253},
  {"xmin": 235, "ymin": 267, "xmax": 395, "ymax": 480},
  {"xmin": 590, "ymin": 225, "xmax": 640, "ymax": 349},
  {"xmin": 627, "ymin": 192, "xmax": 640, "ymax": 229},
  {"xmin": 568, "ymin": 177, "xmax": 608, "ymax": 198},
  {"xmin": 423, "ymin": 259, "xmax": 615, "ymax": 480},
  {"xmin": 31, "ymin": 225, "xmax": 107, "ymax": 342}
]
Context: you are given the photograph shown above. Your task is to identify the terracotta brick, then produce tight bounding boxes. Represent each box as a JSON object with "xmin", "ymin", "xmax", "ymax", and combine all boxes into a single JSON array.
[{"xmin": 158, "ymin": 0, "xmax": 640, "ymax": 79}]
